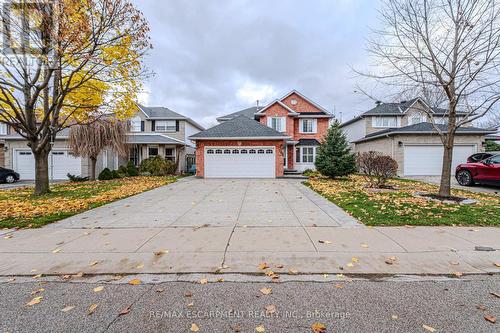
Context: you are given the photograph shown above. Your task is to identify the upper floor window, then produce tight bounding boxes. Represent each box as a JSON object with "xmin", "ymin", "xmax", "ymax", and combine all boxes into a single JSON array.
[
  {"xmin": 130, "ymin": 116, "xmax": 142, "ymax": 132},
  {"xmin": 300, "ymin": 119, "xmax": 317, "ymax": 133},
  {"xmin": 372, "ymin": 116, "xmax": 397, "ymax": 128},
  {"xmin": 410, "ymin": 114, "xmax": 426, "ymax": 125},
  {"xmin": 268, "ymin": 117, "xmax": 285, "ymax": 132},
  {"xmin": 0, "ymin": 123, "xmax": 6, "ymax": 135},
  {"xmin": 155, "ymin": 120, "xmax": 176, "ymax": 132}
]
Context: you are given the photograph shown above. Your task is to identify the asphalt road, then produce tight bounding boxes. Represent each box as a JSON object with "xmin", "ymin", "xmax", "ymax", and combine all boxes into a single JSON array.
[{"xmin": 0, "ymin": 275, "xmax": 498, "ymax": 333}]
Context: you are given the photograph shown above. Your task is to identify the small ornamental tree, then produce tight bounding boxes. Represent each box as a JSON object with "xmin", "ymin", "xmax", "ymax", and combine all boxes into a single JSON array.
[
  {"xmin": 357, "ymin": 151, "xmax": 399, "ymax": 188},
  {"xmin": 315, "ymin": 121, "xmax": 356, "ymax": 178}
]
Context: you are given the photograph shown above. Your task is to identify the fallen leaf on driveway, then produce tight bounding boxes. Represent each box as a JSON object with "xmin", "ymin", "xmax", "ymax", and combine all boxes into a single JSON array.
[
  {"xmin": 89, "ymin": 261, "xmax": 100, "ymax": 267},
  {"xmin": 128, "ymin": 279, "xmax": 141, "ymax": 285},
  {"xmin": 3, "ymin": 234, "xmax": 13, "ymax": 239},
  {"xmin": 453, "ymin": 272, "xmax": 463, "ymax": 278},
  {"xmin": 491, "ymin": 292, "xmax": 500, "ymax": 298},
  {"xmin": 185, "ymin": 291, "xmax": 193, "ymax": 297},
  {"xmin": 93, "ymin": 286, "xmax": 104, "ymax": 293},
  {"xmin": 156, "ymin": 288, "xmax": 165, "ymax": 293},
  {"xmin": 318, "ymin": 240, "xmax": 332, "ymax": 244},
  {"xmin": 449, "ymin": 261, "xmax": 459, "ymax": 266},
  {"xmin": 260, "ymin": 287, "xmax": 272, "ymax": 295},
  {"xmin": 190, "ymin": 323, "xmax": 200, "ymax": 332},
  {"xmin": 422, "ymin": 324, "xmax": 437, "ymax": 332},
  {"xmin": 346, "ymin": 263, "xmax": 354, "ymax": 267},
  {"xmin": 74, "ymin": 272, "xmax": 84, "ymax": 278},
  {"xmin": 351, "ymin": 257, "xmax": 359, "ymax": 263},
  {"xmin": 404, "ymin": 225, "xmax": 416, "ymax": 229},
  {"xmin": 275, "ymin": 264, "xmax": 284, "ymax": 268},
  {"xmin": 360, "ymin": 243, "xmax": 369, "ymax": 248},
  {"xmin": 154, "ymin": 250, "xmax": 169, "ymax": 256},
  {"xmin": 391, "ymin": 315, "xmax": 398, "ymax": 320},
  {"xmin": 31, "ymin": 288, "xmax": 44, "ymax": 295},
  {"xmin": 265, "ymin": 270, "xmax": 275, "ymax": 277},
  {"xmin": 494, "ymin": 263, "xmax": 500, "ymax": 268},
  {"xmin": 199, "ymin": 278, "xmax": 208, "ymax": 284},
  {"xmin": 61, "ymin": 305, "xmax": 75, "ymax": 312},
  {"xmin": 265, "ymin": 304, "xmax": 276, "ymax": 315},
  {"xmin": 484, "ymin": 315, "xmax": 496, "ymax": 323},
  {"xmin": 255, "ymin": 325, "xmax": 265, "ymax": 332},
  {"xmin": 288, "ymin": 268, "xmax": 298, "ymax": 274},
  {"xmin": 385, "ymin": 257, "xmax": 397, "ymax": 265},
  {"xmin": 311, "ymin": 322, "xmax": 326, "ymax": 333},
  {"xmin": 87, "ymin": 303, "xmax": 99, "ymax": 315},
  {"xmin": 32, "ymin": 274, "xmax": 42, "ymax": 279},
  {"xmin": 187, "ymin": 302, "xmax": 194, "ymax": 307},
  {"xmin": 476, "ymin": 304, "xmax": 487, "ymax": 311},
  {"xmin": 135, "ymin": 263, "xmax": 144, "ymax": 269},
  {"xmin": 51, "ymin": 248, "xmax": 62, "ymax": 253},
  {"xmin": 335, "ymin": 284, "xmax": 343, "ymax": 289},
  {"xmin": 26, "ymin": 296, "xmax": 42, "ymax": 306},
  {"xmin": 119, "ymin": 306, "xmax": 131, "ymax": 316},
  {"xmin": 217, "ymin": 278, "xmax": 224, "ymax": 282},
  {"xmin": 258, "ymin": 262, "xmax": 269, "ymax": 270}
]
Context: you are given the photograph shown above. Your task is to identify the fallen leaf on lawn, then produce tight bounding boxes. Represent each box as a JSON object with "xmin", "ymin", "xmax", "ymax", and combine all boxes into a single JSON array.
[
  {"xmin": 265, "ymin": 304, "xmax": 276, "ymax": 315},
  {"xmin": 311, "ymin": 322, "xmax": 327, "ymax": 333},
  {"xmin": 185, "ymin": 291, "xmax": 193, "ymax": 297},
  {"xmin": 484, "ymin": 315, "xmax": 496, "ymax": 323},
  {"xmin": 453, "ymin": 272, "xmax": 463, "ymax": 278},
  {"xmin": 258, "ymin": 262, "xmax": 269, "ymax": 270},
  {"xmin": 51, "ymin": 248, "xmax": 62, "ymax": 253},
  {"xmin": 255, "ymin": 325, "xmax": 265, "ymax": 332},
  {"xmin": 32, "ymin": 274, "xmax": 42, "ymax": 279},
  {"xmin": 360, "ymin": 243, "xmax": 369, "ymax": 248},
  {"xmin": 61, "ymin": 305, "xmax": 75, "ymax": 312},
  {"xmin": 190, "ymin": 323, "xmax": 200, "ymax": 332},
  {"xmin": 154, "ymin": 249, "xmax": 169, "ymax": 256},
  {"xmin": 288, "ymin": 268, "xmax": 298, "ymax": 274},
  {"xmin": 119, "ymin": 306, "xmax": 131, "ymax": 316},
  {"xmin": 156, "ymin": 288, "xmax": 165, "ymax": 293},
  {"xmin": 128, "ymin": 278, "xmax": 141, "ymax": 285},
  {"xmin": 491, "ymin": 292, "xmax": 500, "ymax": 298},
  {"xmin": 199, "ymin": 278, "xmax": 208, "ymax": 284},
  {"xmin": 391, "ymin": 315, "xmax": 398, "ymax": 320},
  {"xmin": 260, "ymin": 287, "xmax": 272, "ymax": 295},
  {"xmin": 422, "ymin": 324, "xmax": 437, "ymax": 332},
  {"xmin": 318, "ymin": 240, "xmax": 332, "ymax": 244},
  {"xmin": 87, "ymin": 303, "xmax": 99, "ymax": 315},
  {"xmin": 26, "ymin": 296, "xmax": 42, "ymax": 306},
  {"xmin": 93, "ymin": 286, "xmax": 104, "ymax": 293},
  {"xmin": 89, "ymin": 261, "xmax": 100, "ymax": 267}
]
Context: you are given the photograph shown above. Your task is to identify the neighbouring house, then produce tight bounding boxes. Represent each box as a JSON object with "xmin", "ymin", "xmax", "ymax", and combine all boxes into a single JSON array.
[
  {"xmin": 341, "ymin": 98, "xmax": 496, "ymax": 176},
  {"xmin": 190, "ymin": 90, "xmax": 334, "ymax": 178},
  {"xmin": 0, "ymin": 105, "xmax": 203, "ymax": 180}
]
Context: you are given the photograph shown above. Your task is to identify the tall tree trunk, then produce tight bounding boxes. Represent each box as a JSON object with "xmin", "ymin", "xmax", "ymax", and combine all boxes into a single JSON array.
[
  {"xmin": 90, "ymin": 156, "xmax": 97, "ymax": 181},
  {"xmin": 34, "ymin": 148, "xmax": 50, "ymax": 195},
  {"xmin": 438, "ymin": 135, "xmax": 455, "ymax": 197}
]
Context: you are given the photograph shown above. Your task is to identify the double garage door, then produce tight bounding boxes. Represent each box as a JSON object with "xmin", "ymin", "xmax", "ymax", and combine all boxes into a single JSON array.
[
  {"xmin": 403, "ymin": 144, "xmax": 476, "ymax": 176},
  {"xmin": 14, "ymin": 149, "xmax": 82, "ymax": 180},
  {"xmin": 204, "ymin": 147, "xmax": 275, "ymax": 178}
]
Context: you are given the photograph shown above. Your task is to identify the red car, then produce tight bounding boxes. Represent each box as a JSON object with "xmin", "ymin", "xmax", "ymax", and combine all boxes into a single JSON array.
[{"xmin": 455, "ymin": 154, "xmax": 500, "ymax": 186}]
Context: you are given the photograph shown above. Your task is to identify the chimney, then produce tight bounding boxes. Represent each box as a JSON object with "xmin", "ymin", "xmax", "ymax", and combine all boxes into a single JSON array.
[{"xmin": 256, "ymin": 100, "xmax": 259, "ymax": 107}]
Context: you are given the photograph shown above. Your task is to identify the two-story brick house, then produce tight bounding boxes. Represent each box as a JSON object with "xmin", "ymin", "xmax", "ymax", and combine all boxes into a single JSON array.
[
  {"xmin": 0, "ymin": 105, "xmax": 203, "ymax": 181},
  {"xmin": 190, "ymin": 90, "xmax": 334, "ymax": 178},
  {"xmin": 340, "ymin": 98, "xmax": 496, "ymax": 176}
]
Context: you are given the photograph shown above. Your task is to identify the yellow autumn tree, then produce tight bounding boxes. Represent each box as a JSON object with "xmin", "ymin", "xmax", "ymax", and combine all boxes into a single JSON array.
[{"xmin": 0, "ymin": 0, "xmax": 150, "ymax": 194}]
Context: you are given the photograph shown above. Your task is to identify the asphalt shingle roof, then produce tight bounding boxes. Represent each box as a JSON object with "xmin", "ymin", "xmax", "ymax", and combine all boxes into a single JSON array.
[
  {"xmin": 126, "ymin": 134, "xmax": 184, "ymax": 144},
  {"xmin": 216, "ymin": 106, "xmax": 263, "ymax": 121},
  {"xmin": 137, "ymin": 104, "xmax": 204, "ymax": 130},
  {"xmin": 190, "ymin": 115, "xmax": 289, "ymax": 139},
  {"xmin": 297, "ymin": 139, "xmax": 321, "ymax": 146}
]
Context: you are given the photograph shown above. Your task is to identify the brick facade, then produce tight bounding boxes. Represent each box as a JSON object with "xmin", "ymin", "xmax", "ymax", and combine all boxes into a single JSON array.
[{"xmin": 195, "ymin": 140, "xmax": 285, "ymax": 178}]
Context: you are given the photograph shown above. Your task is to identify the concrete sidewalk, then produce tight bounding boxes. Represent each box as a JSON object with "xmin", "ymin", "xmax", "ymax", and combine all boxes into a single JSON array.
[{"xmin": 1, "ymin": 225, "xmax": 498, "ymax": 276}]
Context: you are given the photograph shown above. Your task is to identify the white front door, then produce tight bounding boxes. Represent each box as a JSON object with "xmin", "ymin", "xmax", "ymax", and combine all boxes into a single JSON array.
[
  {"xmin": 14, "ymin": 149, "xmax": 82, "ymax": 180},
  {"xmin": 403, "ymin": 144, "xmax": 476, "ymax": 176},
  {"xmin": 204, "ymin": 147, "xmax": 275, "ymax": 178}
]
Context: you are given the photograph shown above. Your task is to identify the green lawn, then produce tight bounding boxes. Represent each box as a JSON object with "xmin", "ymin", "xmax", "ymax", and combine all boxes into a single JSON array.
[
  {"xmin": 0, "ymin": 176, "xmax": 177, "ymax": 229},
  {"xmin": 306, "ymin": 175, "xmax": 500, "ymax": 226}
]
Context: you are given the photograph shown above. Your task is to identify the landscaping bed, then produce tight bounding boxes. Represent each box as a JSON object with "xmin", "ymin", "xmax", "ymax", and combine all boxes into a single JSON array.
[
  {"xmin": 0, "ymin": 176, "xmax": 177, "ymax": 229},
  {"xmin": 305, "ymin": 175, "xmax": 500, "ymax": 226}
]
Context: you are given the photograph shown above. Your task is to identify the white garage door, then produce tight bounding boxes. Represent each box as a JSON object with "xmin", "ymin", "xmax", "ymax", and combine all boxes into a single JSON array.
[
  {"xmin": 204, "ymin": 147, "xmax": 275, "ymax": 178},
  {"xmin": 404, "ymin": 145, "xmax": 476, "ymax": 176},
  {"xmin": 14, "ymin": 150, "xmax": 82, "ymax": 180}
]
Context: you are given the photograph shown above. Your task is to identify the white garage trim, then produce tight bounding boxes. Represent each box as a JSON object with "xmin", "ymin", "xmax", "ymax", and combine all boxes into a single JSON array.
[
  {"xmin": 13, "ymin": 148, "xmax": 82, "ymax": 180},
  {"xmin": 204, "ymin": 146, "xmax": 276, "ymax": 178},
  {"xmin": 403, "ymin": 144, "xmax": 477, "ymax": 176}
]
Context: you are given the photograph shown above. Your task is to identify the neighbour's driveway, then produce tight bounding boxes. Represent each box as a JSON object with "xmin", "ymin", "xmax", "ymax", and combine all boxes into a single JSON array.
[{"xmin": 405, "ymin": 176, "xmax": 499, "ymax": 195}]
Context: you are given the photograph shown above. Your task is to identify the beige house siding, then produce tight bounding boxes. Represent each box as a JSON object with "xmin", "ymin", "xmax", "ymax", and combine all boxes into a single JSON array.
[{"xmin": 355, "ymin": 134, "xmax": 485, "ymax": 175}]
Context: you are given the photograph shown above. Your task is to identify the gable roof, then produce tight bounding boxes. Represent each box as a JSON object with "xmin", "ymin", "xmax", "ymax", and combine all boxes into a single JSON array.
[
  {"xmin": 353, "ymin": 122, "xmax": 496, "ymax": 143},
  {"xmin": 137, "ymin": 104, "xmax": 204, "ymax": 130},
  {"xmin": 216, "ymin": 106, "xmax": 263, "ymax": 122},
  {"xmin": 279, "ymin": 89, "xmax": 330, "ymax": 113},
  {"xmin": 189, "ymin": 115, "xmax": 290, "ymax": 140}
]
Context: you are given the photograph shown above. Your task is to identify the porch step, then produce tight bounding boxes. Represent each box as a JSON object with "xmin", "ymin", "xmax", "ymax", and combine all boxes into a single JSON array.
[
  {"xmin": 284, "ymin": 169, "xmax": 300, "ymax": 174},
  {"xmin": 279, "ymin": 174, "xmax": 308, "ymax": 179}
]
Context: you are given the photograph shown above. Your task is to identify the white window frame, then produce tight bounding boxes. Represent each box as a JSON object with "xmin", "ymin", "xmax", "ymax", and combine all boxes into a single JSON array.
[
  {"xmin": 0, "ymin": 123, "xmax": 6, "ymax": 135},
  {"xmin": 165, "ymin": 147, "xmax": 176, "ymax": 162},
  {"xmin": 130, "ymin": 116, "xmax": 142, "ymax": 132},
  {"xmin": 299, "ymin": 119, "xmax": 317, "ymax": 133},
  {"xmin": 267, "ymin": 117, "xmax": 286, "ymax": 132},
  {"xmin": 372, "ymin": 116, "xmax": 397, "ymax": 128},
  {"xmin": 155, "ymin": 120, "xmax": 176, "ymax": 132},
  {"xmin": 148, "ymin": 146, "xmax": 159, "ymax": 157},
  {"xmin": 301, "ymin": 147, "xmax": 314, "ymax": 163}
]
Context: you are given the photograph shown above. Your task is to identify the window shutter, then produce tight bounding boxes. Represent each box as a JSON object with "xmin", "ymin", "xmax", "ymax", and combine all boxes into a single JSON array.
[
  {"xmin": 140, "ymin": 121, "xmax": 145, "ymax": 132},
  {"xmin": 280, "ymin": 117, "xmax": 286, "ymax": 132},
  {"xmin": 176, "ymin": 120, "xmax": 179, "ymax": 131},
  {"xmin": 151, "ymin": 120, "xmax": 156, "ymax": 131}
]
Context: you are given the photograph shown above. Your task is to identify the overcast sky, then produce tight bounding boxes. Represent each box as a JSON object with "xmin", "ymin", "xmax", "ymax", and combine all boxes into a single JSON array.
[{"xmin": 131, "ymin": 0, "xmax": 382, "ymax": 127}]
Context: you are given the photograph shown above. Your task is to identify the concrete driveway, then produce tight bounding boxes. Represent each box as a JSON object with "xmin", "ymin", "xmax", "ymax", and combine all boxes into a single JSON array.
[
  {"xmin": 1, "ymin": 177, "xmax": 499, "ymax": 276},
  {"xmin": 405, "ymin": 176, "xmax": 499, "ymax": 195},
  {"xmin": 0, "ymin": 180, "xmax": 64, "ymax": 190}
]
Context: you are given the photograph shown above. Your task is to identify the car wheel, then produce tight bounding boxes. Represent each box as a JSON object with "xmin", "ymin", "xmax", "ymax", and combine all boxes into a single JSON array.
[
  {"xmin": 5, "ymin": 175, "xmax": 16, "ymax": 183},
  {"xmin": 456, "ymin": 170, "xmax": 474, "ymax": 186}
]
